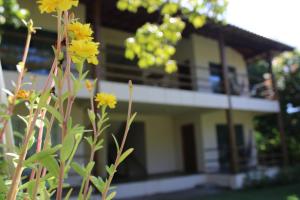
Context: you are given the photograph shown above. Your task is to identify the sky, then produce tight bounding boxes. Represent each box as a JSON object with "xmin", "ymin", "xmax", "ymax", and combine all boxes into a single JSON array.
[{"xmin": 226, "ymin": 0, "xmax": 300, "ymax": 49}]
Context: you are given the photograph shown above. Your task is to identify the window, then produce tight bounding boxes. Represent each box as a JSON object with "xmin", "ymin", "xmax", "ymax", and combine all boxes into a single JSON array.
[
  {"xmin": 105, "ymin": 45, "xmax": 143, "ymax": 84},
  {"xmin": 216, "ymin": 124, "xmax": 245, "ymax": 172},
  {"xmin": 0, "ymin": 26, "xmax": 55, "ymax": 75},
  {"xmin": 209, "ymin": 63, "xmax": 240, "ymax": 95}
]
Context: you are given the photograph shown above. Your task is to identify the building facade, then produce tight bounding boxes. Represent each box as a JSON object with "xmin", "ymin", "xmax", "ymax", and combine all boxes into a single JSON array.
[{"xmin": 0, "ymin": 0, "xmax": 293, "ymax": 199}]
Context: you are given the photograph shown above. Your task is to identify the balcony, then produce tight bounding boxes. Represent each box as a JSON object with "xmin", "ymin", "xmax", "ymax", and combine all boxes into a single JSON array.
[{"xmin": 0, "ymin": 27, "xmax": 279, "ymax": 112}]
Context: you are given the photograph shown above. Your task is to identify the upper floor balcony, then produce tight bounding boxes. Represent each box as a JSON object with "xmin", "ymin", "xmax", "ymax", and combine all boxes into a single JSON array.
[{"xmin": 0, "ymin": 26, "xmax": 285, "ymax": 112}]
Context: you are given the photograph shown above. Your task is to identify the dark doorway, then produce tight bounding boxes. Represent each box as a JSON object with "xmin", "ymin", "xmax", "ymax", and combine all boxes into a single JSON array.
[
  {"xmin": 181, "ymin": 124, "xmax": 198, "ymax": 174},
  {"xmin": 216, "ymin": 124, "xmax": 245, "ymax": 172},
  {"xmin": 178, "ymin": 64, "xmax": 193, "ymax": 90},
  {"xmin": 108, "ymin": 121, "xmax": 147, "ymax": 182}
]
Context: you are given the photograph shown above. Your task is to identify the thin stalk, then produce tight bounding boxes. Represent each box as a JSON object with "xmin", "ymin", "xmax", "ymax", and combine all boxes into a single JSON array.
[
  {"xmin": 82, "ymin": 93, "xmax": 98, "ymax": 199},
  {"xmin": 101, "ymin": 81, "xmax": 134, "ymax": 200},
  {"xmin": 0, "ymin": 24, "xmax": 33, "ymax": 142},
  {"xmin": 7, "ymin": 12, "xmax": 63, "ymax": 200},
  {"xmin": 56, "ymin": 11, "xmax": 74, "ymax": 200}
]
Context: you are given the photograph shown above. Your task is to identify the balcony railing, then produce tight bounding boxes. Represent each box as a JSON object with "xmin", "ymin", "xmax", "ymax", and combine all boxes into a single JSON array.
[
  {"xmin": 103, "ymin": 62, "xmax": 275, "ymax": 100},
  {"xmin": 204, "ymin": 146, "xmax": 283, "ymax": 174},
  {"xmin": 0, "ymin": 27, "xmax": 274, "ymax": 100}
]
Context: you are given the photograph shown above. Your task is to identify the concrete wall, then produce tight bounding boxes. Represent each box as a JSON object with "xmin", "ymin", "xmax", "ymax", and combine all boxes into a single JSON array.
[
  {"xmin": 190, "ymin": 34, "xmax": 249, "ymax": 93},
  {"xmin": 201, "ymin": 110, "xmax": 256, "ymax": 172},
  {"xmin": 110, "ymin": 113, "xmax": 180, "ymax": 175},
  {"xmin": 174, "ymin": 113, "xmax": 204, "ymax": 172},
  {"xmin": 19, "ymin": 1, "xmax": 86, "ymax": 32}
]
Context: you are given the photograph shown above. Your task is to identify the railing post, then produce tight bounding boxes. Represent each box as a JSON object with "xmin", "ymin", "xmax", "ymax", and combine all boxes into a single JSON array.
[
  {"xmin": 218, "ymin": 33, "xmax": 239, "ymax": 174},
  {"xmin": 267, "ymin": 52, "xmax": 289, "ymax": 167}
]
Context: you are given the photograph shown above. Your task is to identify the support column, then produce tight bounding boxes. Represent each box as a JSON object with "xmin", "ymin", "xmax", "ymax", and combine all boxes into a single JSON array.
[
  {"xmin": 90, "ymin": 0, "xmax": 103, "ymax": 84},
  {"xmin": 267, "ymin": 53, "xmax": 289, "ymax": 166},
  {"xmin": 87, "ymin": 0, "xmax": 107, "ymax": 176},
  {"xmin": 218, "ymin": 33, "xmax": 239, "ymax": 173}
]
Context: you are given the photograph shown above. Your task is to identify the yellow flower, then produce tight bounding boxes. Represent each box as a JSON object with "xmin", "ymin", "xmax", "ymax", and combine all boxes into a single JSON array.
[
  {"xmin": 95, "ymin": 93, "xmax": 117, "ymax": 109},
  {"xmin": 16, "ymin": 90, "xmax": 30, "ymax": 100},
  {"xmin": 37, "ymin": 0, "xmax": 78, "ymax": 13},
  {"xmin": 85, "ymin": 80, "xmax": 93, "ymax": 92},
  {"xmin": 69, "ymin": 40, "xmax": 99, "ymax": 65},
  {"xmin": 67, "ymin": 22, "xmax": 93, "ymax": 41},
  {"xmin": 37, "ymin": 0, "xmax": 57, "ymax": 13},
  {"xmin": 57, "ymin": 0, "xmax": 79, "ymax": 11}
]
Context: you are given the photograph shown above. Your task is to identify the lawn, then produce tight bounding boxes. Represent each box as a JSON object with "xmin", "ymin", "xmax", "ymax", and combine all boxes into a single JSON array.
[{"xmin": 199, "ymin": 184, "xmax": 300, "ymax": 200}]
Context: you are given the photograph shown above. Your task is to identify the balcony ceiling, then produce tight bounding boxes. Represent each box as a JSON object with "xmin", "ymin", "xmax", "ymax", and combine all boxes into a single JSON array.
[{"xmin": 81, "ymin": 0, "xmax": 294, "ymax": 60}]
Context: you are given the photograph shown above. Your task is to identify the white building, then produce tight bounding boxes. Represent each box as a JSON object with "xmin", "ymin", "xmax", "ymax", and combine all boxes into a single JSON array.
[{"xmin": 0, "ymin": 0, "xmax": 293, "ymax": 199}]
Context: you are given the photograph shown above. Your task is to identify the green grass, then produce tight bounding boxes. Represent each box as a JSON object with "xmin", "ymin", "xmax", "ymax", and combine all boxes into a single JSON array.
[{"xmin": 199, "ymin": 184, "xmax": 300, "ymax": 200}]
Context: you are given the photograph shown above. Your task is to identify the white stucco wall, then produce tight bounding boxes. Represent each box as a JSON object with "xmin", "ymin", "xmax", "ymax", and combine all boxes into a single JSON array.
[
  {"xmin": 174, "ymin": 113, "xmax": 204, "ymax": 172},
  {"xmin": 191, "ymin": 34, "xmax": 249, "ymax": 93},
  {"xmin": 110, "ymin": 113, "xmax": 179, "ymax": 175},
  {"xmin": 201, "ymin": 110, "xmax": 256, "ymax": 172},
  {"xmin": 19, "ymin": 1, "xmax": 86, "ymax": 32}
]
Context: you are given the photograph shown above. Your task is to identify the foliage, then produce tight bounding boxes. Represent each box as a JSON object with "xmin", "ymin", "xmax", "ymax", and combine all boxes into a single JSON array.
[
  {"xmin": 0, "ymin": 1, "xmax": 136, "ymax": 200},
  {"xmin": 0, "ymin": 0, "xmax": 230, "ymax": 199},
  {"xmin": 288, "ymin": 196, "xmax": 299, "ymax": 200},
  {"xmin": 118, "ymin": 0, "xmax": 228, "ymax": 73},
  {"xmin": 0, "ymin": 0, "xmax": 29, "ymax": 27},
  {"xmin": 249, "ymin": 51, "xmax": 300, "ymax": 163},
  {"xmin": 0, "ymin": 0, "xmax": 29, "ymax": 43}
]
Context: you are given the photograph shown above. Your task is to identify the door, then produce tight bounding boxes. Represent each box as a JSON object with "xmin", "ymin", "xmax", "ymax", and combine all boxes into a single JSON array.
[
  {"xmin": 181, "ymin": 124, "xmax": 198, "ymax": 174},
  {"xmin": 216, "ymin": 124, "xmax": 245, "ymax": 172},
  {"xmin": 178, "ymin": 64, "xmax": 193, "ymax": 90},
  {"xmin": 108, "ymin": 121, "xmax": 147, "ymax": 182}
]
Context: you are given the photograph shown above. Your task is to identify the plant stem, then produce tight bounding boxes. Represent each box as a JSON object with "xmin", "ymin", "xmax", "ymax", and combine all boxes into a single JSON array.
[
  {"xmin": 82, "ymin": 92, "xmax": 98, "ymax": 199},
  {"xmin": 101, "ymin": 81, "xmax": 134, "ymax": 200},
  {"xmin": 56, "ymin": 11, "xmax": 76, "ymax": 200},
  {"xmin": 7, "ymin": 12, "xmax": 63, "ymax": 200},
  {"xmin": 0, "ymin": 25, "xmax": 33, "ymax": 142}
]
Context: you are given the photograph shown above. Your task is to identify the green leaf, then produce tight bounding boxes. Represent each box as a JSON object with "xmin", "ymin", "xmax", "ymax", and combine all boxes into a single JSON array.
[
  {"xmin": 38, "ymin": 90, "xmax": 51, "ymax": 108},
  {"xmin": 106, "ymin": 191, "xmax": 117, "ymax": 200},
  {"xmin": 191, "ymin": 15, "xmax": 206, "ymax": 28},
  {"xmin": 17, "ymin": 115, "xmax": 28, "ymax": 127},
  {"xmin": 63, "ymin": 188, "xmax": 73, "ymax": 200},
  {"xmin": 161, "ymin": 3, "xmax": 178, "ymax": 15},
  {"xmin": 46, "ymin": 105, "xmax": 63, "ymax": 124},
  {"xmin": 24, "ymin": 145, "xmax": 62, "ymax": 166},
  {"xmin": 71, "ymin": 162, "xmax": 87, "ymax": 178},
  {"xmin": 86, "ymin": 161, "xmax": 95, "ymax": 175},
  {"xmin": 61, "ymin": 132, "xmax": 75, "ymax": 162},
  {"xmin": 105, "ymin": 164, "xmax": 116, "ymax": 176},
  {"xmin": 117, "ymin": 1, "xmax": 128, "ymax": 10},
  {"xmin": 84, "ymin": 136, "xmax": 94, "ymax": 147},
  {"xmin": 99, "ymin": 124, "xmax": 111, "ymax": 135},
  {"xmin": 90, "ymin": 176, "xmax": 105, "ymax": 193},
  {"xmin": 40, "ymin": 155, "xmax": 60, "ymax": 177},
  {"xmin": 0, "ymin": 176, "xmax": 7, "ymax": 193},
  {"xmin": 112, "ymin": 134, "xmax": 120, "ymax": 152},
  {"xmin": 86, "ymin": 187, "xmax": 93, "ymax": 200},
  {"xmin": 119, "ymin": 148, "xmax": 134, "ymax": 164},
  {"xmin": 128, "ymin": 112, "xmax": 137, "ymax": 127},
  {"xmin": 88, "ymin": 109, "xmax": 96, "ymax": 123},
  {"xmin": 95, "ymin": 139, "xmax": 104, "ymax": 151},
  {"xmin": 28, "ymin": 133, "xmax": 36, "ymax": 150}
]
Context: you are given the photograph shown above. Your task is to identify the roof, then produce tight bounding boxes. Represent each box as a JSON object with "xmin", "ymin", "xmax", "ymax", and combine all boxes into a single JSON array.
[{"xmin": 82, "ymin": 0, "xmax": 294, "ymax": 60}]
